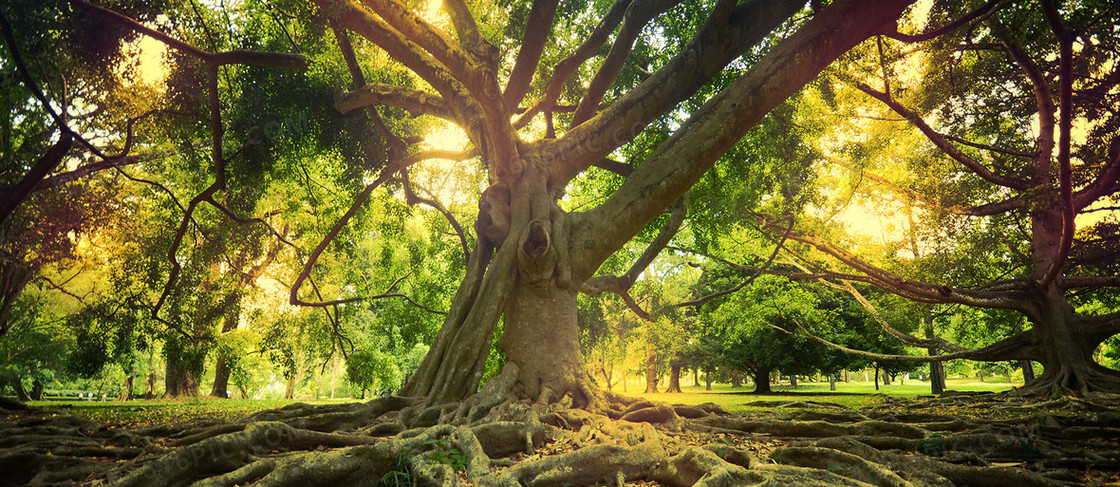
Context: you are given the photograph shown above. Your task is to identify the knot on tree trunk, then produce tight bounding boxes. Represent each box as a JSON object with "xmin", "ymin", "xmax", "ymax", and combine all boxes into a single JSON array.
[
  {"xmin": 518, "ymin": 219, "xmax": 555, "ymax": 285},
  {"xmin": 476, "ymin": 182, "xmax": 511, "ymax": 245}
]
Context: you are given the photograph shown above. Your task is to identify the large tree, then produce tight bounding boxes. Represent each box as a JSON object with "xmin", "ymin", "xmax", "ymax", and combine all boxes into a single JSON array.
[
  {"xmin": 16, "ymin": 0, "xmax": 925, "ymax": 409},
  {"xmin": 316, "ymin": 0, "xmax": 916, "ymax": 408},
  {"xmin": 749, "ymin": 0, "xmax": 1120, "ymax": 395}
]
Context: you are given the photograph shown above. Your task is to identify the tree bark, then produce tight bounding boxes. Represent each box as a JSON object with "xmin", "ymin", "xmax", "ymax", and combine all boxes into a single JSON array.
[
  {"xmin": 9, "ymin": 378, "xmax": 30, "ymax": 402},
  {"xmin": 665, "ymin": 363, "xmax": 682, "ymax": 393},
  {"xmin": 165, "ymin": 360, "xmax": 200, "ymax": 398},
  {"xmin": 1017, "ymin": 283, "xmax": 1120, "ymax": 394},
  {"xmin": 752, "ymin": 369, "xmax": 772, "ymax": 394},
  {"xmin": 117, "ymin": 377, "xmax": 133, "ymax": 401},
  {"xmin": 393, "ymin": 0, "xmax": 917, "ymax": 408},
  {"xmin": 925, "ymin": 317, "xmax": 946, "ymax": 395},
  {"xmin": 643, "ymin": 347, "xmax": 658, "ymax": 394},
  {"xmin": 31, "ymin": 379, "xmax": 44, "ymax": 401},
  {"xmin": 211, "ymin": 300, "xmax": 240, "ymax": 398},
  {"xmin": 1020, "ymin": 360, "xmax": 1035, "ymax": 383},
  {"xmin": 829, "ymin": 374, "xmax": 836, "ymax": 391}
]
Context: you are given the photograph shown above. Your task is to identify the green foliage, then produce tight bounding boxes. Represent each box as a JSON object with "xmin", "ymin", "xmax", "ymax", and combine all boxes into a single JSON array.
[{"xmin": 422, "ymin": 439, "xmax": 468, "ymax": 472}]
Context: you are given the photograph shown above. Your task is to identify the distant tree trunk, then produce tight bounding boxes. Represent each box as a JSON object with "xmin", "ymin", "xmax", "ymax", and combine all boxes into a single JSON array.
[
  {"xmin": 925, "ymin": 316, "xmax": 946, "ymax": 395},
  {"xmin": 145, "ymin": 373, "xmax": 156, "ymax": 398},
  {"xmin": 9, "ymin": 378, "xmax": 30, "ymax": 402},
  {"xmin": 978, "ymin": 369, "xmax": 985, "ymax": 382},
  {"xmin": 705, "ymin": 369, "xmax": 712, "ymax": 391},
  {"xmin": 882, "ymin": 371, "xmax": 891, "ymax": 386},
  {"xmin": 1021, "ymin": 360, "xmax": 1036, "ymax": 383},
  {"xmin": 829, "ymin": 374, "xmax": 836, "ymax": 391},
  {"xmin": 790, "ymin": 375, "xmax": 798, "ymax": 388},
  {"xmin": 165, "ymin": 361, "xmax": 200, "ymax": 397},
  {"xmin": 752, "ymin": 369, "xmax": 772, "ymax": 393},
  {"xmin": 285, "ymin": 375, "xmax": 297, "ymax": 399},
  {"xmin": 210, "ymin": 305, "xmax": 240, "ymax": 398},
  {"xmin": 117, "ymin": 377, "xmax": 133, "ymax": 401},
  {"xmin": 693, "ymin": 368, "xmax": 700, "ymax": 387},
  {"xmin": 665, "ymin": 364, "xmax": 682, "ymax": 393},
  {"xmin": 730, "ymin": 373, "xmax": 742, "ymax": 389},
  {"xmin": 211, "ymin": 360, "xmax": 232, "ymax": 399},
  {"xmin": 31, "ymin": 379, "xmax": 44, "ymax": 400},
  {"xmin": 843, "ymin": 369, "xmax": 850, "ymax": 382},
  {"xmin": 874, "ymin": 367, "xmax": 880, "ymax": 391},
  {"xmin": 643, "ymin": 348, "xmax": 658, "ymax": 393}
]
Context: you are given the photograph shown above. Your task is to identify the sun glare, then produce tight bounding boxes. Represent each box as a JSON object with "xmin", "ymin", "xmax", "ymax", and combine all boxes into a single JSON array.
[
  {"xmin": 407, "ymin": 122, "xmax": 478, "ymax": 207},
  {"xmin": 419, "ymin": 0, "xmax": 448, "ymax": 27},
  {"xmin": 119, "ymin": 35, "xmax": 169, "ymax": 87}
]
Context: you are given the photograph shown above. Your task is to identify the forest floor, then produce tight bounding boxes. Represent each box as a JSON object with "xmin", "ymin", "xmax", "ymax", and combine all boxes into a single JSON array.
[{"xmin": 3, "ymin": 379, "xmax": 1118, "ymax": 486}]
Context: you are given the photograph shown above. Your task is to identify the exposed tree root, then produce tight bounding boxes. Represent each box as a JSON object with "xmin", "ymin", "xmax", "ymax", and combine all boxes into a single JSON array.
[{"xmin": 3, "ymin": 390, "xmax": 1119, "ymax": 486}]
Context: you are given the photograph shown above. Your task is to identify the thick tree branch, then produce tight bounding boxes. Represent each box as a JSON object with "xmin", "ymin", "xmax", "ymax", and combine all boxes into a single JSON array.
[
  {"xmin": 0, "ymin": 134, "xmax": 72, "ymax": 225},
  {"xmin": 749, "ymin": 215, "xmax": 1031, "ymax": 311},
  {"xmin": 569, "ymin": 0, "xmax": 682, "ymax": 128},
  {"xmin": 1002, "ymin": 41, "xmax": 1056, "ymax": 188},
  {"xmin": 334, "ymin": 83, "xmax": 455, "ymax": 120},
  {"xmin": 316, "ymin": 0, "xmax": 477, "ymax": 123},
  {"xmin": 70, "ymin": 0, "xmax": 307, "ymax": 69},
  {"xmin": 581, "ymin": 194, "xmax": 687, "ymax": 308},
  {"xmin": 503, "ymin": 0, "xmax": 559, "ymax": 108},
  {"xmin": 538, "ymin": 0, "xmax": 804, "ymax": 186},
  {"xmin": 441, "ymin": 0, "xmax": 488, "ymax": 58},
  {"xmin": 856, "ymin": 83, "xmax": 1032, "ymax": 191},
  {"xmin": 884, "ymin": 0, "xmax": 1003, "ymax": 43},
  {"xmin": 569, "ymin": 0, "xmax": 913, "ymax": 282},
  {"xmin": 778, "ymin": 320, "xmax": 1035, "ymax": 363},
  {"xmin": 512, "ymin": 0, "xmax": 633, "ymax": 129},
  {"xmin": 1073, "ymin": 137, "xmax": 1120, "ymax": 210},
  {"xmin": 357, "ymin": 0, "xmax": 484, "ymax": 93},
  {"xmin": 1039, "ymin": 0, "xmax": 1075, "ymax": 287}
]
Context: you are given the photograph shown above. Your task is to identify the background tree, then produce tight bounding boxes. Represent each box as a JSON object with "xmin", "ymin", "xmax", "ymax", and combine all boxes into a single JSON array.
[{"xmin": 749, "ymin": 0, "xmax": 1120, "ymax": 394}]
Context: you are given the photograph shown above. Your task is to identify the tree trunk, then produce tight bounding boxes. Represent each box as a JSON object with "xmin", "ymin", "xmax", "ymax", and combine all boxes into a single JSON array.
[
  {"xmin": 925, "ymin": 317, "xmax": 946, "ymax": 395},
  {"xmin": 829, "ymin": 374, "xmax": 836, "ymax": 391},
  {"xmin": 643, "ymin": 347, "xmax": 658, "ymax": 393},
  {"xmin": 730, "ymin": 373, "xmax": 742, "ymax": 389},
  {"xmin": 693, "ymin": 368, "xmax": 699, "ymax": 387},
  {"xmin": 1021, "ymin": 360, "xmax": 1036, "ymax": 383},
  {"xmin": 874, "ymin": 367, "xmax": 880, "ymax": 391},
  {"xmin": 117, "ymin": 377, "xmax": 133, "ymax": 401},
  {"xmin": 665, "ymin": 363, "xmax": 682, "ymax": 393},
  {"xmin": 211, "ymin": 306, "xmax": 240, "ymax": 398},
  {"xmin": 9, "ymin": 378, "xmax": 30, "ymax": 402},
  {"xmin": 284, "ymin": 375, "xmax": 296, "ymax": 400},
  {"xmin": 843, "ymin": 369, "xmax": 849, "ymax": 382},
  {"xmin": 211, "ymin": 359, "xmax": 232, "ymax": 399},
  {"xmin": 165, "ymin": 361, "xmax": 200, "ymax": 397},
  {"xmin": 31, "ymin": 379, "xmax": 44, "ymax": 401},
  {"xmin": 705, "ymin": 369, "xmax": 711, "ymax": 391},
  {"xmin": 752, "ymin": 369, "xmax": 772, "ymax": 393},
  {"xmin": 790, "ymin": 375, "xmax": 798, "ymax": 388},
  {"xmin": 882, "ymin": 371, "xmax": 891, "ymax": 386},
  {"xmin": 1018, "ymin": 283, "xmax": 1120, "ymax": 394}
]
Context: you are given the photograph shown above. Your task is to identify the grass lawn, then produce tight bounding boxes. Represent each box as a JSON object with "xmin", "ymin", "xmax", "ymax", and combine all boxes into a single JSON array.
[
  {"xmin": 626, "ymin": 377, "xmax": 1018, "ymax": 413},
  {"xmin": 21, "ymin": 377, "xmax": 1018, "ymax": 424},
  {"xmin": 26, "ymin": 397, "xmax": 360, "ymax": 426}
]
